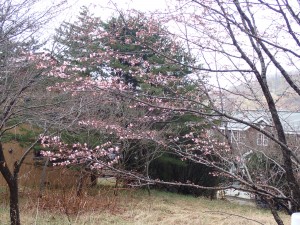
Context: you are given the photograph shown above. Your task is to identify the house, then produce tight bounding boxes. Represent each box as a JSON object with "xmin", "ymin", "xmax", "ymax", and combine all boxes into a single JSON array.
[
  {"xmin": 215, "ymin": 110, "xmax": 300, "ymax": 202},
  {"xmin": 219, "ymin": 110, "xmax": 300, "ymax": 154}
]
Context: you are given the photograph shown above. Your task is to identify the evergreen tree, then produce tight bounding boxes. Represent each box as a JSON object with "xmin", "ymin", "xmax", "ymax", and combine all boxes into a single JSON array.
[
  {"xmin": 53, "ymin": 7, "xmax": 194, "ymax": 90},
  {"xmin": 51, "ymin": 8, "xmax": 217, "ymax": 195}
]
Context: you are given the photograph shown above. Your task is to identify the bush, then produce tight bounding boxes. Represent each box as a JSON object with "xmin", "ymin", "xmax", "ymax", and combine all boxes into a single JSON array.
[{"xmin": 149, "ymin": 153, "xmax": 219, "ymax": 197}]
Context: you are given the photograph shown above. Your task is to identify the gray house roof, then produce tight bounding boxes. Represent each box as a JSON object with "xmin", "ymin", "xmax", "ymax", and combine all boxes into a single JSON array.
[{"xmin": 220, "ymin": 111, "xmax": 300, "ymax": 134}]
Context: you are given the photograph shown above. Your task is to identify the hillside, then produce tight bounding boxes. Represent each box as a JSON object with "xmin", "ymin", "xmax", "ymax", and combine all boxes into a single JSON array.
[{"xmin": 216, "ymin": 73, "xmax": 300, "ymax": 111}]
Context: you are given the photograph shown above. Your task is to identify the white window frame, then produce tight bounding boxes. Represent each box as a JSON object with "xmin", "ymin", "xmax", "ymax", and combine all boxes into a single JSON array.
[
  {"xmin": 257, "ymin": 133, "xmax": 268, "ymax": 146},
  {"xmin": 230, "ymin": 131, "xmax": 242, "ymax": 143}
]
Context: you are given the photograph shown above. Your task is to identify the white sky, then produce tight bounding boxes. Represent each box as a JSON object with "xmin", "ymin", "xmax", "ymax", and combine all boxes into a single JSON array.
[
  {"xmin": 62, "ymin": 0, "xmax": 169, "ymax": 21},
  {"xmin": 43, "ymin": 0, "xmax": 170, "ymax": 41}
]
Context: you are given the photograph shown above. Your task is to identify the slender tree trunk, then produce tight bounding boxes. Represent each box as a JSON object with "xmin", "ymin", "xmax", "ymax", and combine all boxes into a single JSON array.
[
  {"xmin": 261, "ymin": 82, "xmax": 300, "ymax": 211},
  {"xmin": 76, "ymin": 171, "xmax": 86, "ymax": 197},
  {"xmin": 38, "ymin": 157, "xmax": 49, "ymax": 198},
  {"xmin": 0, "ymin": 143, "xmax": 21, "ymax": 225},
  {"xmin": 9, "ymin": 179, "xmax": 20, "ymax": 225},
  {"xmin": 145, "ymin": 161, "xmax": 151, "ymax": 196},
  {"xmin": 90, "ymin": 172, "xmax": 97, "ymax": 187},
  {"xmin": 268, "ymin": 200, "xmax": 285, "ymax": 225},
  {"xmin": 114, "ymin": 176, "xmax": 120, "ymax": 196},
  {"xmin": 229, "ymin": 0, "xmax": 300, "ymax": 211}
]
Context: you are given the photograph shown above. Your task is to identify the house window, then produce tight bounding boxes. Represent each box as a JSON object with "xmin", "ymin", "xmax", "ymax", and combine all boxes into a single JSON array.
[
  {"xmin": 257, "ymin": 133, "xmax": 268, "ymax": 146},
  {"xmin": 231, "ymin": 131, "xmax": 242, "ymax": 143}
]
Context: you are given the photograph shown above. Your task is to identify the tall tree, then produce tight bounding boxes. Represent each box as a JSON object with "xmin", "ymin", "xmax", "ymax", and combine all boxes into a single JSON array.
[
  {"xmin": 148, "ymin": 0, "xmax": 300, "ymax": 224},
  {"xmin": 46, "ymin": 8, "xmax": 217, "ymax": 194},
  {"xmin": 53, "ymin": 7, "xmax": 193, "ymax": 87},
  {"xmin": 0, "ymin": 1, "xmax": 70, "ymax": 224}
]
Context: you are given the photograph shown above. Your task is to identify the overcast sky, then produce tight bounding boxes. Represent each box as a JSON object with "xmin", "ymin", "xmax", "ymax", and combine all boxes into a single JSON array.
[
  {"xmin": 61, "ymin": 0, "xmax": 168, "ymax": 21},
  {"xmin": 43, "ymin": 0, "xmax": 170, "ymax": 39}
]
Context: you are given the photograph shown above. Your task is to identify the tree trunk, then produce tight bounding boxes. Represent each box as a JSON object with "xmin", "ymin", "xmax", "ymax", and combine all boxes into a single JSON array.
[
  {"xmin": 9, "ymin": 179, "xmax": 20, "ymax": 225},
  {"xmin": 0, "ymin": 143, "xmax": 21, "ymax": 225},
  {"xmin": 114, "ymin": 176, "xmax": 120, "ymax": 196},
  {"xmin": 38, "ymin": 157, "xmax": 49, "ymax": 198},
  {"xmin": 90, "ymin": 172, "xmax": 97, "ymax": 187},
  {"xmin": 76, "ymin": 172, "xmax": 86, "ymax": 197},
  {"xmin": 230, "ymin": 0, "xmax": 300, "ymax": 212},
  {"xmin": 145, "ymin": 161, "xmax": 151, "ymax": 196},
  {"xmin": 268, "ymin": 200, "xmax": 285, "ymax": 225},
  {"xmin": 262, "ymin": 82, "xmax": 300, "ymax": 211}
]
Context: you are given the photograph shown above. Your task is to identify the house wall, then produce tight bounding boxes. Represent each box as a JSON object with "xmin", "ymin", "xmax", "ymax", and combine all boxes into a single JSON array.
[
  {"xmin": 241, "ymin": 127, "xmax": 273, "ymax": 152},
  {"xmin": 227, "ymin": 127, "xmax": 300, "ymax": 159},
  {"xmin": 223, "ymin": 127, "xmax": 272, "ymax": 153}
]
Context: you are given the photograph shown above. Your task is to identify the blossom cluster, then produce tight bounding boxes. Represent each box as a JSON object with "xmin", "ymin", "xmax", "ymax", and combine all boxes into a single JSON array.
[
  {"xmin": 78, "ymin": 120, "xmax": 161, "ymax": 142},
  {"xmin": 40, "ymin": 135, "xmax": 120, "ymax": 170}
]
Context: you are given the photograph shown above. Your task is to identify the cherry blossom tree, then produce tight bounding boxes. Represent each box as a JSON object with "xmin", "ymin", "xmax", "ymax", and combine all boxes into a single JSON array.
[
  {"xmin": 46, "ymin": 1, "xmax": 300, "ymax": 224},
  {"xmin": 140, "ymin": 0, "xmax": 300, "ymax": 224},
  {"xmin": 44, "ymin": 7, "xmax": 216, "ymax": 193},
  {"xmin": 0, "ymin": 0, "xmax": 76, "ymax": 224},
  {"xmin": 0, "ymin": 2, "xmax": 221, "ymax": 225}
]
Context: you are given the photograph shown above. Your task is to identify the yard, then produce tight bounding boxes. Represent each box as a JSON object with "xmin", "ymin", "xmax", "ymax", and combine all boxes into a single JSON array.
[{"xmin": 0, "ymin": 184, "xmax": 291, "ymax": 225}]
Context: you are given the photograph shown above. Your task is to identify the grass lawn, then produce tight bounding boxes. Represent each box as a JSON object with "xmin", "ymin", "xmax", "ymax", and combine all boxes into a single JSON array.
[{"xmin": 0, "ymin": 186, "xmax": 291, "ymax": 225}]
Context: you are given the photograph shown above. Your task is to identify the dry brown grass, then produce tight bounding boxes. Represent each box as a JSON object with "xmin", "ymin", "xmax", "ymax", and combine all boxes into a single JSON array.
[{"xmin": 0, "ymin": 186, "xmax": 291, "ymax": 225}]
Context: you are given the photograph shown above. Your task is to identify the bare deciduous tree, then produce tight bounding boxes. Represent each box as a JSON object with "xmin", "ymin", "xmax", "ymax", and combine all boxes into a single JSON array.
[
  {"xmin": 147, "ymin": 0, "xmax": 300, "ymax": 224},
  {"xmin": 0, "ymin": 1, "xmax": 70, "ymax": 224}
]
